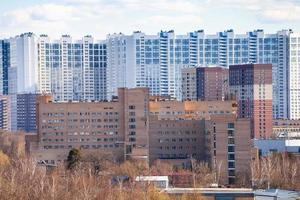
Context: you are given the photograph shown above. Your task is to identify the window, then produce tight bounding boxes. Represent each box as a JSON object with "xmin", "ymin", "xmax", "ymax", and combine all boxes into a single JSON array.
[
  {"xmin": 228, "ymin": 138, "xmax": 235, "ymax": 145},
  {"xmin": 228, "ymin": 154, "xmax": 235, "ymax": 160},
  {"xmin": 228, "ymin": 130, "xmax": 234, "ymax": 137},
  {"xmin": 228, "ymin": 146, "xmax": 235, "ymax": 152},
  {"xmin": 129, "ymin": 125, "xmax": 136, "ymax": 129},
  {"xmin": 129, "ymin": 105, "xmax": 135, "ymax": 109},
  {"xmin": 228, "ymin": 170, "xmax": 235, "ymax": 176},
  {"xmin": 228, "ymin": 177, "xmax": 235, "ymax": 185},
  {"xmin": 228, "ymin": 123, "xmax": 234, "ymax": 129},
  {"xmin": 269, "ymin": 149, "xmax": 278, "ymax": 153},
  {"xmin": 228, "ymin": 161, "xmax": 235, "ymax": 168}
]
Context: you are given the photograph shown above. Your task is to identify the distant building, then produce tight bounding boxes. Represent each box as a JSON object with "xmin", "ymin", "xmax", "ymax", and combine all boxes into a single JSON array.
[
  {"xmin": 229, "ymin": 64, "xmax": 273, "ymax": 139},
  {"xmin": 254, "ymin": 139, "xmax": 300, "ymax": 156},
  {"xmin": 181, "ymin": 67, "xmax": 229, "ymax": 101},
  {"xmin": 0, "ymin": 40, "xmax": 10, "ymax": 95},
  {"xmin": 273, "ymin": 119, "xmax": 300, "ymax": 137},
  {"xmin": 288, "ymin": 33, "xmax": 300, "ymax": 120},
  {"xmin": 16, "ymin": 93, "xmax": 40, "ymax": 133},
  {"xmin": 38, "ymin": 35, "xmax": 107, "ymax": 101},
  {"xmin": 0, "ymin": 95, "xmax": 10, "ymax": 131},
  {"xmin": 181, "ymin": 68, "xmax": 197, "ymax": 100},
  {"xmin": 7, "ymin": 33, "xmax": 39, "ymax": 131},
  {"xmin": 135, "ymin": 176, "xmax": 169, "ymax": 189}
]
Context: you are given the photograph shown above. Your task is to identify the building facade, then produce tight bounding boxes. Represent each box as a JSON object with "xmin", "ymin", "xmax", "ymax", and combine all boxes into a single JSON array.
[
  {"xmin": 182, "ymin": 67, "xmax": 229, "ymax": 101},
  {"xmin": 106, "ymin": 30, "xmax": 291, "ymax": 119},
  {"xmin": 206, "ymin": 114, "xmax": 252, "ymax": 185},
  {"xmin": 288, "ymin": 33, "xmax": 300, "ymax": 119},
  {"xmin": 0, "ymin": 95, "xmax": 11, "ymax": 131},
  {"xmin": 229, "ymin": 64, "xmax": 273, "ymax": 138},
  {"xmin": 31, "ymin": 88, "xmax": 149, "ymax": 163},
  {"xmin": 149, "ymin": 118, "xmax": 206, "ymax": 166},
  {"xmin": 196, "ymin": 67, "xmax": 229, "ymax": 101},
  {"xmin": 254, "ymin": 139, "xmax": 300, "ymax": 156},
  {"xmin": 16, "ymin": 93, "xmax": 39, "ymax": 133},
  {"xmin": 273, "ymin": 119, "xmax": 300, "ymax": 138},
  {"xmin": 0, "ymin": 40, "xmax": 10, "ymax": 95},
  {"xmin": 181, "ymin": 68, "xmax": 198, "ymax": 100},
  {"xmin": 38, "ymin": 35, "xmax": 107, "ymax": 101},
  {"xmin": 30, "ymin": 88, "xmax": 238, "ymax": 164},
  {"xmin": 6, "ymin": 33, "xmax": 39, "ymax": 131}
]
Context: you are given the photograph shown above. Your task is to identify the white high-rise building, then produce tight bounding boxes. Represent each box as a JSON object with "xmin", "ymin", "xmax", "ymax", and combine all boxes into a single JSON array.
[
  {"xmin": 38, "ymin": 35, "xmax": 107, "ymax": 101},
  {"xmin": 7, "ymin": 33, "xmax": 39, "ymax": 131},
  {"xmin": 288, "ymin": 33, "xmax": 300, "ymax": 119}
]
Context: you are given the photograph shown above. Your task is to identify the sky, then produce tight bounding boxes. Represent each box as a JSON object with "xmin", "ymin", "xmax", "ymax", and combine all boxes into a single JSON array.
[{"xmin": 0, "ymin": 0, "xmax": 300, "ymax": 39}]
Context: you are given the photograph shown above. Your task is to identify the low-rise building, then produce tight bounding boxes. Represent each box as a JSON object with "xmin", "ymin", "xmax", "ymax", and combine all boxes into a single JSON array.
[
  {"xmin": 273, "ymin": 119, "xmax": 300, "ymax": 138},
  {"xmin": 135, "ymin": 176, "xmax": 169, "ymax": 189},
  {"xmin": 29, "ymin": 88, "xmax": 252, "ymax": 186},
  {"xmin": 164, "ymin": 188, "xmax": 254, "ymax": 199},
  {"xmin": 254, "ymin": 139, "xmax": 300, "ymax": 156},
  {"xmin": 31, "ymin": 88, "xmax": 150, "ymax": 163}
]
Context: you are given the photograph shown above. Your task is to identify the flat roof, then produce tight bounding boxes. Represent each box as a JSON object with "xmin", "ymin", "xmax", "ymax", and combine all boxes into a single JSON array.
[
  {"xmin": 135, "ymin": 176, "xmax": 169, "ymax": 181},
  {"xmin": 163, "ymin": 188, "xmax": 253, "ymax": 194}
]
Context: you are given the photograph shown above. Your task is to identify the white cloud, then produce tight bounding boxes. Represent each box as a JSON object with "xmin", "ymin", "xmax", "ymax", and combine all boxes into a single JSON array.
[
  {"xmin": 209, "ymin": 0, "xmax": 300, "ymax": 22},
  {"xmin": 0, "ymin": 0, "xmax": 300, "ymax": 38},
  {"xmin": 261, "ymin": 4, "xmax": 300, "ymax": 22},
  {"xmin": 0, "ymin": 0, "xmax": 206, "ymax": 38}
]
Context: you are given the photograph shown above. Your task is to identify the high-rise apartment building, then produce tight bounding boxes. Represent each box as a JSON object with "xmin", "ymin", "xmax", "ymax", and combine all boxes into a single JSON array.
[
  {"xmin": 38, "ymin": 35, "xmax": 107, "ymax": 101},
  {"xmin": 106, "ymin": 30, "xmax": 291, "ymax": 119},
  {"xmin": 7, "ymin": 33, "xmax": 39, "ymax": 95},
  {"xmin": 16, "ymin": 93, "xmax": 39, "ymax": 133},
  {"xmin": 229, "ymin": 64, "xmax": 273, "ymax": 138},
  {"xmin": 288, "ymin": 33, "xmax": 300, "ymax": 119},
  {"xmin": 7, "ymin": 33, "xmax": 39, "ymax": 131},
  {"xmin": 182, "ymin": 67, "xmax": 229, "ymax": 101},
  {"xmin": 0, "ymin": 40, "xmax": 10, "ymax": 95}
]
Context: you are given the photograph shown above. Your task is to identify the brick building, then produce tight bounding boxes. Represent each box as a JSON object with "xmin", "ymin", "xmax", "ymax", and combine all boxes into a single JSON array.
[
  {"xmin": 182, "ymin": 67, "xmax": 229, "ymax": 101},
  {"xmin": 229, "ymin": 64, "xmax": 273, "ymax": 138},
  {"xmin": 29, "ymin": 88, "xmax": 252, "ymax": 185},
  {"xmin": 206, "ymin": 114, "xmax": 252, "ymax": 185}
]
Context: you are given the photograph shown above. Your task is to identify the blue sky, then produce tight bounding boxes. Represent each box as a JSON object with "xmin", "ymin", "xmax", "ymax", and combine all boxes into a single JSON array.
[{"xmin": 0, "ymin": 0, "xmax": 300, "ymax": 39}]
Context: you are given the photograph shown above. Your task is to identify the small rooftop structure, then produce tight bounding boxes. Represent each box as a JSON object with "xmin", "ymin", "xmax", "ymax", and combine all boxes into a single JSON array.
[{"xmin": 135, "ymin": 176, "xmax": 169, "ymax": 189}]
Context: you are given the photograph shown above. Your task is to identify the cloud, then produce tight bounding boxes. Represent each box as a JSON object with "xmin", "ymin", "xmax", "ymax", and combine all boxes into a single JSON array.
[
  {"xmin": 261, "ymin": 5, "xmax": 300, "ymax": 22},
  {"xmin": 0, "ymin": 0, "xmax": 300, "ymax": 38},
  {"xmin": 0, "ymin": 0, "xmax": 205, "ymax": 38},
  {"xmin": 209, "ymin": 0, "xmax": 300, "ymax": 23}
]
